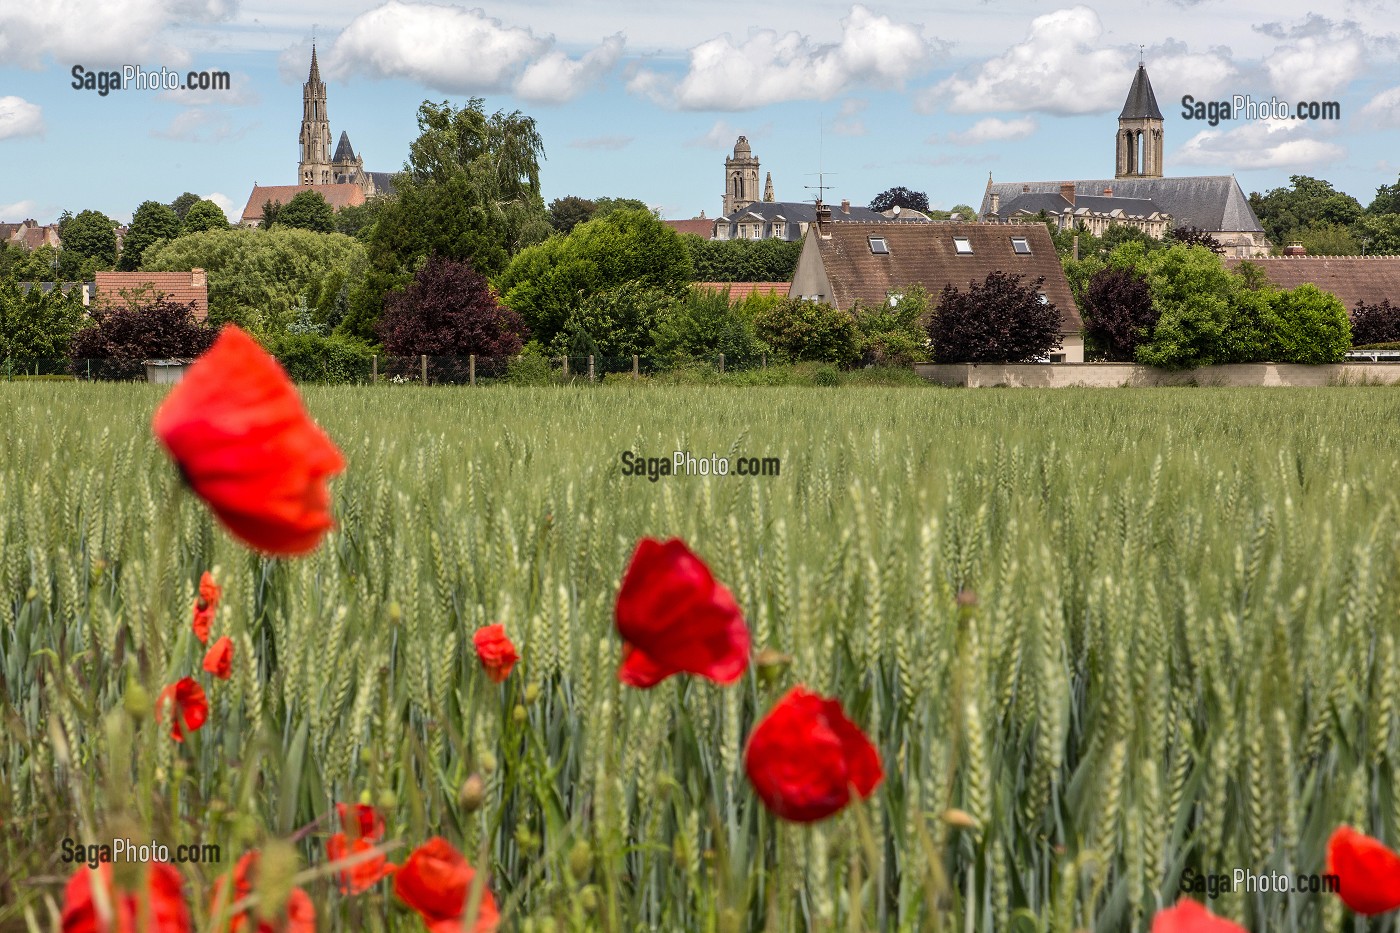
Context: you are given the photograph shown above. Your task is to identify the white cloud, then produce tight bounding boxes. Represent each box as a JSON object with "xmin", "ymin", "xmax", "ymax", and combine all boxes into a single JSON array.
[
  {"xmin": 1359, "ymin": 86, "xmax": 1400, "ymax": 129},
  {"xmin": 0, "ymin": 200, "xmax": 38, "ymax": 218},
  {"xmin": 201, "ymin": 192, "xmax": 237, "ymax": 222},
  {"xmin": 1175, "ymin": 119, "xmax": 1345, "ymax": 170},
  {"xmin": 631, "ymin": 5, "xmax": 938, "ymax": 110},
  {"xmin": 1256, "ymin": 15, "xmax": 1370, "ymax": 101},
  {"xmin": 327, "ymin": 1, "xmax": 623, "ymax": 101},
  {"xmin": 923, "ymin": 6, "xmax": 1236, "ymax": 115},
  {"xmin": 684, "ymin": 119, "xmax": 771, "ymax": 150},
  {"xmin": 943, "ymin": 116, "xmax": 1036, "ymax": 145},
  {"xmin": 0, "ymin": 0, "xmax": 232, "ymax": 69},
  {"xmin": 160, "ymin": 71, "xmax": 259, "ymax": 107},
  {"xmin": 516, "ymin": 34, "xmax": 624, "ymax": 103},
  {"xmin": 0, "ymin": 96, "xmax": 44, "ymax": 140},
  {"xmin": 151, "ymin": 108, "xmax": 251, "ymax": 143},
  {"xmin": 567, "ymin": 135, "xmax": 634, "ymax": 150},
  {"xmin": 832, "ymin": 98, "xmax": 868, "ymax": 137}
]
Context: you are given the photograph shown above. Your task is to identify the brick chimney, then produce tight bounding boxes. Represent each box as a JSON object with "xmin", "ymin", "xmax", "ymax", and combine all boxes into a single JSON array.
[
  {"xmin": 191, "ymin": 268, "xmax": 207, "ymax": 287},
  {"xmin": 1103, "ymin": 187, "xmax": 1113, "ymax": 197},
  {"xmin": 1283, "ymin": 243, "xmax": 1307, "ymax": 257},
  {"xmin": 989, "ymin": 192, "xmax": 1000, "ymax": 215},
  {"xmin": 841, "ymin": 198, "xmax": 850, "ymax": 215},
  {"xmin": 1060, "ymin": 183, "xmax": 1076, "ymax": 206},
  {"xmin": 816, "ymin": 201, "xmax": 832, "ymax": 236}
]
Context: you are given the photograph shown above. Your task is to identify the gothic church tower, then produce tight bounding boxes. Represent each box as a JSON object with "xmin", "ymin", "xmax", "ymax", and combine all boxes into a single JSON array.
[
  {"xmin": 1116, "ymin": 62, "xmax": 1164, "ymax": 179},
  {"xmin": 298, "ymin": 46, "xmax": 333, "ymax": 186},
  {"xmin": 723, "ymin": 136, "xmax": 761, "ymax": 215}
]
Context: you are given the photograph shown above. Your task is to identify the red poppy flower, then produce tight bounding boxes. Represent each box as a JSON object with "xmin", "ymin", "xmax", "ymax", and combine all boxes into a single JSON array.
[
  {"xmin": 203, "ymin": 637, "xmax": 234, "ymax": 680},
  {"xmin": 743, "ymin": 686, "xmax": 883, "ymax": 823},
  {"xmin": 1327, "ymin": 825, "xmax": 1400, "ymax": 915},
  {"xmin": 152, "ymin": 325, "xmax": 345, "ymax": 557},
  {"xmin": 155, "ymin": 677, "xmax": 208, "ymax": 743},
  {"xmin": 614, "ymin": 537, "xmax": 750, "ymax": 688},
  {"xmin": 472, "ymin": 625, "xmax": 518, "ymax": 684},
  {"xmin": 61, "ymin": 861, "xmax": 190, "ymax": 933},
  {"xmin": 394, "ymin": 837, "xmax": 499, "ymax": 933},
  {"xmin": 336, "ymin": 802, "xmax": 387, "ymax": 842},
  {"xmin": 213, "ymin": 851, "xmax": 315, "ymax": 933},
  {"xmin": 191, "ymin": 571, "xmax": 221, "ymax": 644},
  {"xmin": 326, "ymin": 832, "xmax": 397, "ymax": 895},
  {"xmin": 1149, "ymin": 898, "xmax": 1247, "ymax": 932}
]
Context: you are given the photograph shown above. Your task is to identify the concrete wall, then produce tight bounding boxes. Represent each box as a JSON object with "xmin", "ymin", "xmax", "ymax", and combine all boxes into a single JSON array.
[{"xmin": 913, "ymin": 362, "xmax": 1400, "ymax": 388}]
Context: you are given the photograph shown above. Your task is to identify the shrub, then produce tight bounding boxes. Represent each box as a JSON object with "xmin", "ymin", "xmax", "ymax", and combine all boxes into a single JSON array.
[
  {"xmin": 853, "ymin": 285, "xmax": 931, "ymax": 365},
  {"xmin": 1350, "ymin": 299, "xmax": 1400, "ymax": 347},
  {"xmin": 1263, "ymin": 284, "xmax": 1350, "ymax": 363},
  {"xmin": 0, "ymin": 280, "xmax": 86, "ymax": 368},
  {"xmin": 377, "ymin": 255, "xmax": 527, "ymax": 364},
  {"xmin": 928, "ymin": 271, "xmax": 1062, "ymax": 364},
  {"xmin": 1135, "ymin": 245, "xmax": 1238, "ymax": 369},
  {"xmin": 652, "ymin": 287, "xmax": 767, "ymax": 368},
  {"xmin": 262, "ymin": 332, "xmax": 374, "ymax": 384},
  {"xmin": 506, "ymin": 347, "xmax": 555, "ymax": 385},
  {"xmin": 1080, "ymin": 266, "xmax": 1157, "ymax": 361},
  {"xmin": 69, "ymin": 298, "xmax": 216, "ymax": 380},
  {"xmin": 753, "ymin": 299, "xmax": 861, "ymax": 366},
  {"xmin": 551, "ymin": 281, "xmax": 671, "ymax": 363},
  {"xmin": 812, "ymin": 366, "xmax": 842, "ymax": 386}
]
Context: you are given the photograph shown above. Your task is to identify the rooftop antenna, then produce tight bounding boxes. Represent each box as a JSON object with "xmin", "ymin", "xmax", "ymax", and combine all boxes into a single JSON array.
[{"xmin": 804, "ymin": 110, "xmax": 836, "ymax": 207}]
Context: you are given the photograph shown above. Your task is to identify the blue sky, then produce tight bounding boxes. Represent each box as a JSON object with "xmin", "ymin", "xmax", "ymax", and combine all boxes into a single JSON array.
[{"xmin": 2, "ymin": 0, "xmax": 1398, "ymax": 225}]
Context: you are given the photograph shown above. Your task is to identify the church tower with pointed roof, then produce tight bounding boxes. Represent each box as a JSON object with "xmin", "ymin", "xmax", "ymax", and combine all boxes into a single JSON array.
[
  {"xmin": 298, "ymin": 45, "xmax": 333, "ymax": 186},
  {"xmin": 1116, "ymin": 62, "xmax": 1164, "ymax": 179}
]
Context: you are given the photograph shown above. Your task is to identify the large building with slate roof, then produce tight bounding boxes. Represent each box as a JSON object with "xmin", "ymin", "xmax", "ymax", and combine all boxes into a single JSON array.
[
  {"xmin": 979, "ymin": 64, "xmax": 1270, "ymax": 257},
  {"xmin": 296, "ymin": 46, "xmax": 394, "ymax": 197}
]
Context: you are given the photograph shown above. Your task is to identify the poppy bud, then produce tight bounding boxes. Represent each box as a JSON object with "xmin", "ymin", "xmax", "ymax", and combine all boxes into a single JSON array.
[
  {"xmin": 525, "ymin": 682, "xmax": 542, "ymax": 703},
  {"xmin": 459, "ymin": 774, "xmax": 486, "ymax": 812},
  {"xmin": 512, "ymin": 704, "xmax": 527, "ymax": 723},
  {"xmin": 479, "ymin": 751, "xmax": 497, "ymax": 774},
  {"xmin": 359, "ymin": 788, "xmax": 372, "ymax": 804},
  {"xmin": 955, "ymin": 589, "xmax": 978, "ymax": 608},
  {"xmin": 124, "ymin": 681, "xmax": 152, "ymax": 719},
  {"xmin": 940, "ymin": 808, "xmax": 980, "ymax": 830},
  {"xmin": 754, "ymin": 647, "xmax": 793, "ymax": 684},
  {"xmin": 378, "ymin": 789, "xmax": 397, "ymax": 809},
  {"xmin": 579, "ymin": 885, "xmax": 599, "ymax": 912},
  {"xmin": 25, "ymin": 587, "xmax": 37, "ymax": 602},
  {"xmin": 387, "ymin": 602, "xmax": 403, "ymax": 626}
]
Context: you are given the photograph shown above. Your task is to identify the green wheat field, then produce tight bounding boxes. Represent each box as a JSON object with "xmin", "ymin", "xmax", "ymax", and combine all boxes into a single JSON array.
[{"xmin": 4, "ymin": 383, "xmax": 1400, "ymax": 932}]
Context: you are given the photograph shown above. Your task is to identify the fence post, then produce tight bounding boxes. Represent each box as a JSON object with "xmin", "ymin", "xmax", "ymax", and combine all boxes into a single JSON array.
[
  {"xmin": 421, "ymin": 354, "xmax": 428, "ymax": 385},
  {"xmin": 372, "ymin": 354, "xmax": 378, "ymax": 383},
  {"xmin": 562, "ymin": 356, "xmax": 569, "ymax": 378},
  {"xmin": 588, "ymin": 355, "xmax": 596, "ymax": 383},
  {"xmin": 633, "ymin": 354, "xmax": 639, "ymax": 380},
  {"xmin": 719, "ymin": 352, "xmax": 725, "ymax": 374},
  {"xmin": 87, "ymin": 359, "xmax": 91, "ymax": 380},
  {"xmin": 469, "ymin": 354, "xmax": 476, "ymax": 386},
  {"xmin": 762, "ymin": 353, "xmax": 767, "ymax": 369}
]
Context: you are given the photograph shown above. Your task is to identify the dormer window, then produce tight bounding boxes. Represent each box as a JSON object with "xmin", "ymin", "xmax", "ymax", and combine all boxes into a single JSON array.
[
  {"xmin": 1010, "ymin": 237, "xmax": 1031, "ymax": 255},
  {"xmin": 868, "ymin": 236, "xmax": 889, "ymax": 254},
  {"xmin": 953, "ymin": 237, "xmax": 973, "ymax": 255}
]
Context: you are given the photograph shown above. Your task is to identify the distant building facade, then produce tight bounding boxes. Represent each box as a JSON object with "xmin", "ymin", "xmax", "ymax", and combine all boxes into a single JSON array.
[
  {"xmin": 980, "ymin": 63, "xmax": 1270, "ymax": 257},
  {"xmin": 0, "ymin": 219, "xmax": 62, "ymax": 251}
]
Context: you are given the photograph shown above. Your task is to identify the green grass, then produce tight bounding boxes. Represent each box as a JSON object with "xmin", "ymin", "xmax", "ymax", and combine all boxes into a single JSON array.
[{"xmin": 4, "ymin": 383, "xmax": 1400, "ymax": 932}]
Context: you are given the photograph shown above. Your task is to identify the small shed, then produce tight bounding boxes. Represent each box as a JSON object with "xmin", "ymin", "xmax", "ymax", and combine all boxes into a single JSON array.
[{"xmin": 144, "ymin": 360, "xmax": 190, "ymax": 384}]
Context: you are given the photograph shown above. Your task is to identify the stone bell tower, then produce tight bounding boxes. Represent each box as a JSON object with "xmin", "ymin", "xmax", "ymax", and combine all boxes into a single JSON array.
[
  {"xmin": 298, "ymin": 45, "xmax": 333, "ymax": 186},
  {"xmin": 1116, "ymin": 61, "xmax": 1164, "ymax": 179},
  {"xmin": 723, "ymin": 136, "xmax": 761, "ymax": 215}
]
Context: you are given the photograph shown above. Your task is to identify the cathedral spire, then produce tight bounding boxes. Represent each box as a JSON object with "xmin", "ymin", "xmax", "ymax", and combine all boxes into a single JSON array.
[
  {"xmin": 1116, "ymin": 62, "xmax": 1164, "ymax": 179},
  {"xmin": 299, "ymin": 45, "xmax": 332, "ymax": 185}
]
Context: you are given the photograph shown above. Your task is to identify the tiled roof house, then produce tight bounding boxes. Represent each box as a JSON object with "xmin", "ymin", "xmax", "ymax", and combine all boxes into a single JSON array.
[
  {"xmin": 1223, "ymin": 255, "xmax": 1400, "ymax": 310},
  {"xmin": 94, "ymin": 269, "xmax": 210, "ymax": 321},
  {"xmin": 789, "ymin": 221, "xmax": 1084, "ymax": 361},
  {"xmin": 238, "ymin": 183, "xmax": 366, "ymax": 227}
]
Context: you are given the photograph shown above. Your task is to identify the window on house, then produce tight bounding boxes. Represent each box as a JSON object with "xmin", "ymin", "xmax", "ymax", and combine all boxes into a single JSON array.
[
  {"xmin": 868, "ymin": 236, "xmax": 889, "ymax": 254},
  {"xmin": 953, "ymin": 237, "xmax": 973, "ymax": 254},
  {"xmin": 1011, "ymin": 236, "xmax": 1031, "ymax": 255}
]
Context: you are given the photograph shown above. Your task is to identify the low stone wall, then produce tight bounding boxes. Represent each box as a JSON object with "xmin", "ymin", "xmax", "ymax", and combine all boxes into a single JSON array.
[{"xmin": 913, "ymin": 362, "xmax": 1400, "ymax": 388}]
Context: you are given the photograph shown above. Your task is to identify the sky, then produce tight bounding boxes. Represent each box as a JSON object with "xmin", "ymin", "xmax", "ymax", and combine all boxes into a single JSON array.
[{"xmin": 1, "ymin": 0, "xmax": 1399, "ymax": 225}]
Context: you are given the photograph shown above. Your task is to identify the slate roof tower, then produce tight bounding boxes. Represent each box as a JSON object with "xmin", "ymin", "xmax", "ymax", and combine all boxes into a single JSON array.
[{"xmin": 1116, "ymin": 62, "xmax": 1164, "ymax": 179}]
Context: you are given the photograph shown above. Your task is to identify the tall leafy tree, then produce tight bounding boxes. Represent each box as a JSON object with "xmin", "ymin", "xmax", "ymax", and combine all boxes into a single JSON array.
[
  {"xmin": 376, "ymin": 255, "xmax": 526, "ymax": 359},
  {"xmin": 119, "ymin": 200, "xmax": 180, "ymax": 270},
  {"xmin": 548, "ymin": 196, "xmax": 597, "ymax": 234},
  {"xmin": 1080, "ymin": 266, "xmax": 1157, "ymax": 361},
  {"xmin": 868, "ymin": 187, "xmax": 930, "ymax": 213},
  {"xmin": 497, "ymin": 208, "xmax": 692, "ymax": 349},
  {"xmin": 1368, "ymin": 177, "xmax": 1400, "ymax": 216},
  {"xmin": 169, "ymin": 192, "xmax": 202, "ymax": 222},
  {"xmin": 683, "ymin": 236, "xmax": 801, "ymax": 282},
  {"xmin": 57, "ymin": 209, "xmax": 118, "ymax": 276},
  {"xmin": 0, "ymin": 279, "xmax": 86, "ymax": 367},
  {"xmin": 1352, "ymin": 213, "xmax": 1400, "ymax": 255},
  {"xmin": 272, "ymin": 190, "xmax": 335, "ymax": 233},
  {"xmin": 1247, "ymin": 175, "xmax": 1363, "ymax": 245},
  {"xmin": 181, "ymin": 199, "xmax": 230, "ymax": 234}
]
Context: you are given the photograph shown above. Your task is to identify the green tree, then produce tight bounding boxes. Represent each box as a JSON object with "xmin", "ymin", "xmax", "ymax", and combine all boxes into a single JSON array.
[
  {"xmin": 1135, "ymin": 245, "xmax": 1237, "ymax": 369},
  {"xmin": 58, "ymin": 209, "xmax": 118, "ymax": 275},
  {"xmin": 753, "ymin": 298, "xmax": 861, "ymax": 366},
  {"xmin": 852, "ymin": 284, "xmax": 931, "ymax": 365},
  {"xmin": 1368, "ymin": 177, "xmax": 1400, "ymax": 216},
  {"xmin": 272, "ymin": 190, "xmax": 335, "ymax": 233},
  {"xmin": 181, "ymin": 199, "xmax": 229, "ymax": 234},
  {"xmin": 1351, "ymin": 214, "xmax": 1400, "ymax": 255},
  {"xmin": 333, "ymin": 200, "xmax": 386, "ymax": 240},
  {"xmin": 593, "ymin": 197, "xmax": 650, "ymax": 218},
  {"xmin": 682, "ymin": 236, "xmax": 801, "ymax": 282},
  {"xmin": 1291, "ymin": 223, "xmax": 1361, "ymax": 256},
  {"xmin": 169, "ymin": 192, "xmax": 202, "ymax": 222},
  {"xmin": 497, "ymin": 208, "xmax": 692, "ymax": 349},
  {"xmin": 0, "ymin": 279, "xmax": 85, "ymax": 368},
  {"xmin": 1264, "ymin": 284, "xmax": 1350, "ymax": 362},
  {"xmin": 1248, "ymin": 175, "xmax": 1363, "ymax": 245},
  {"xmin": 651, "ymin": 286, "xmax": 767, "ymax": 367},
  {"xmin": 868, "ymin": 187, "xmax": 929, "ymax": 213},
  {"xmin": 548, "ymin": 196, "xmax": 597, "ymax": 234},
  {"xmin": 142, "ymin": 227, "xmax": 368, "ymax": 333},
  {"xmin": 119, "ymin": 200, "xmax": 180, "ymax": 270},
  {"xmin": 553, "ymin": 281, "xmax": 672, "ymax": 362}
]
